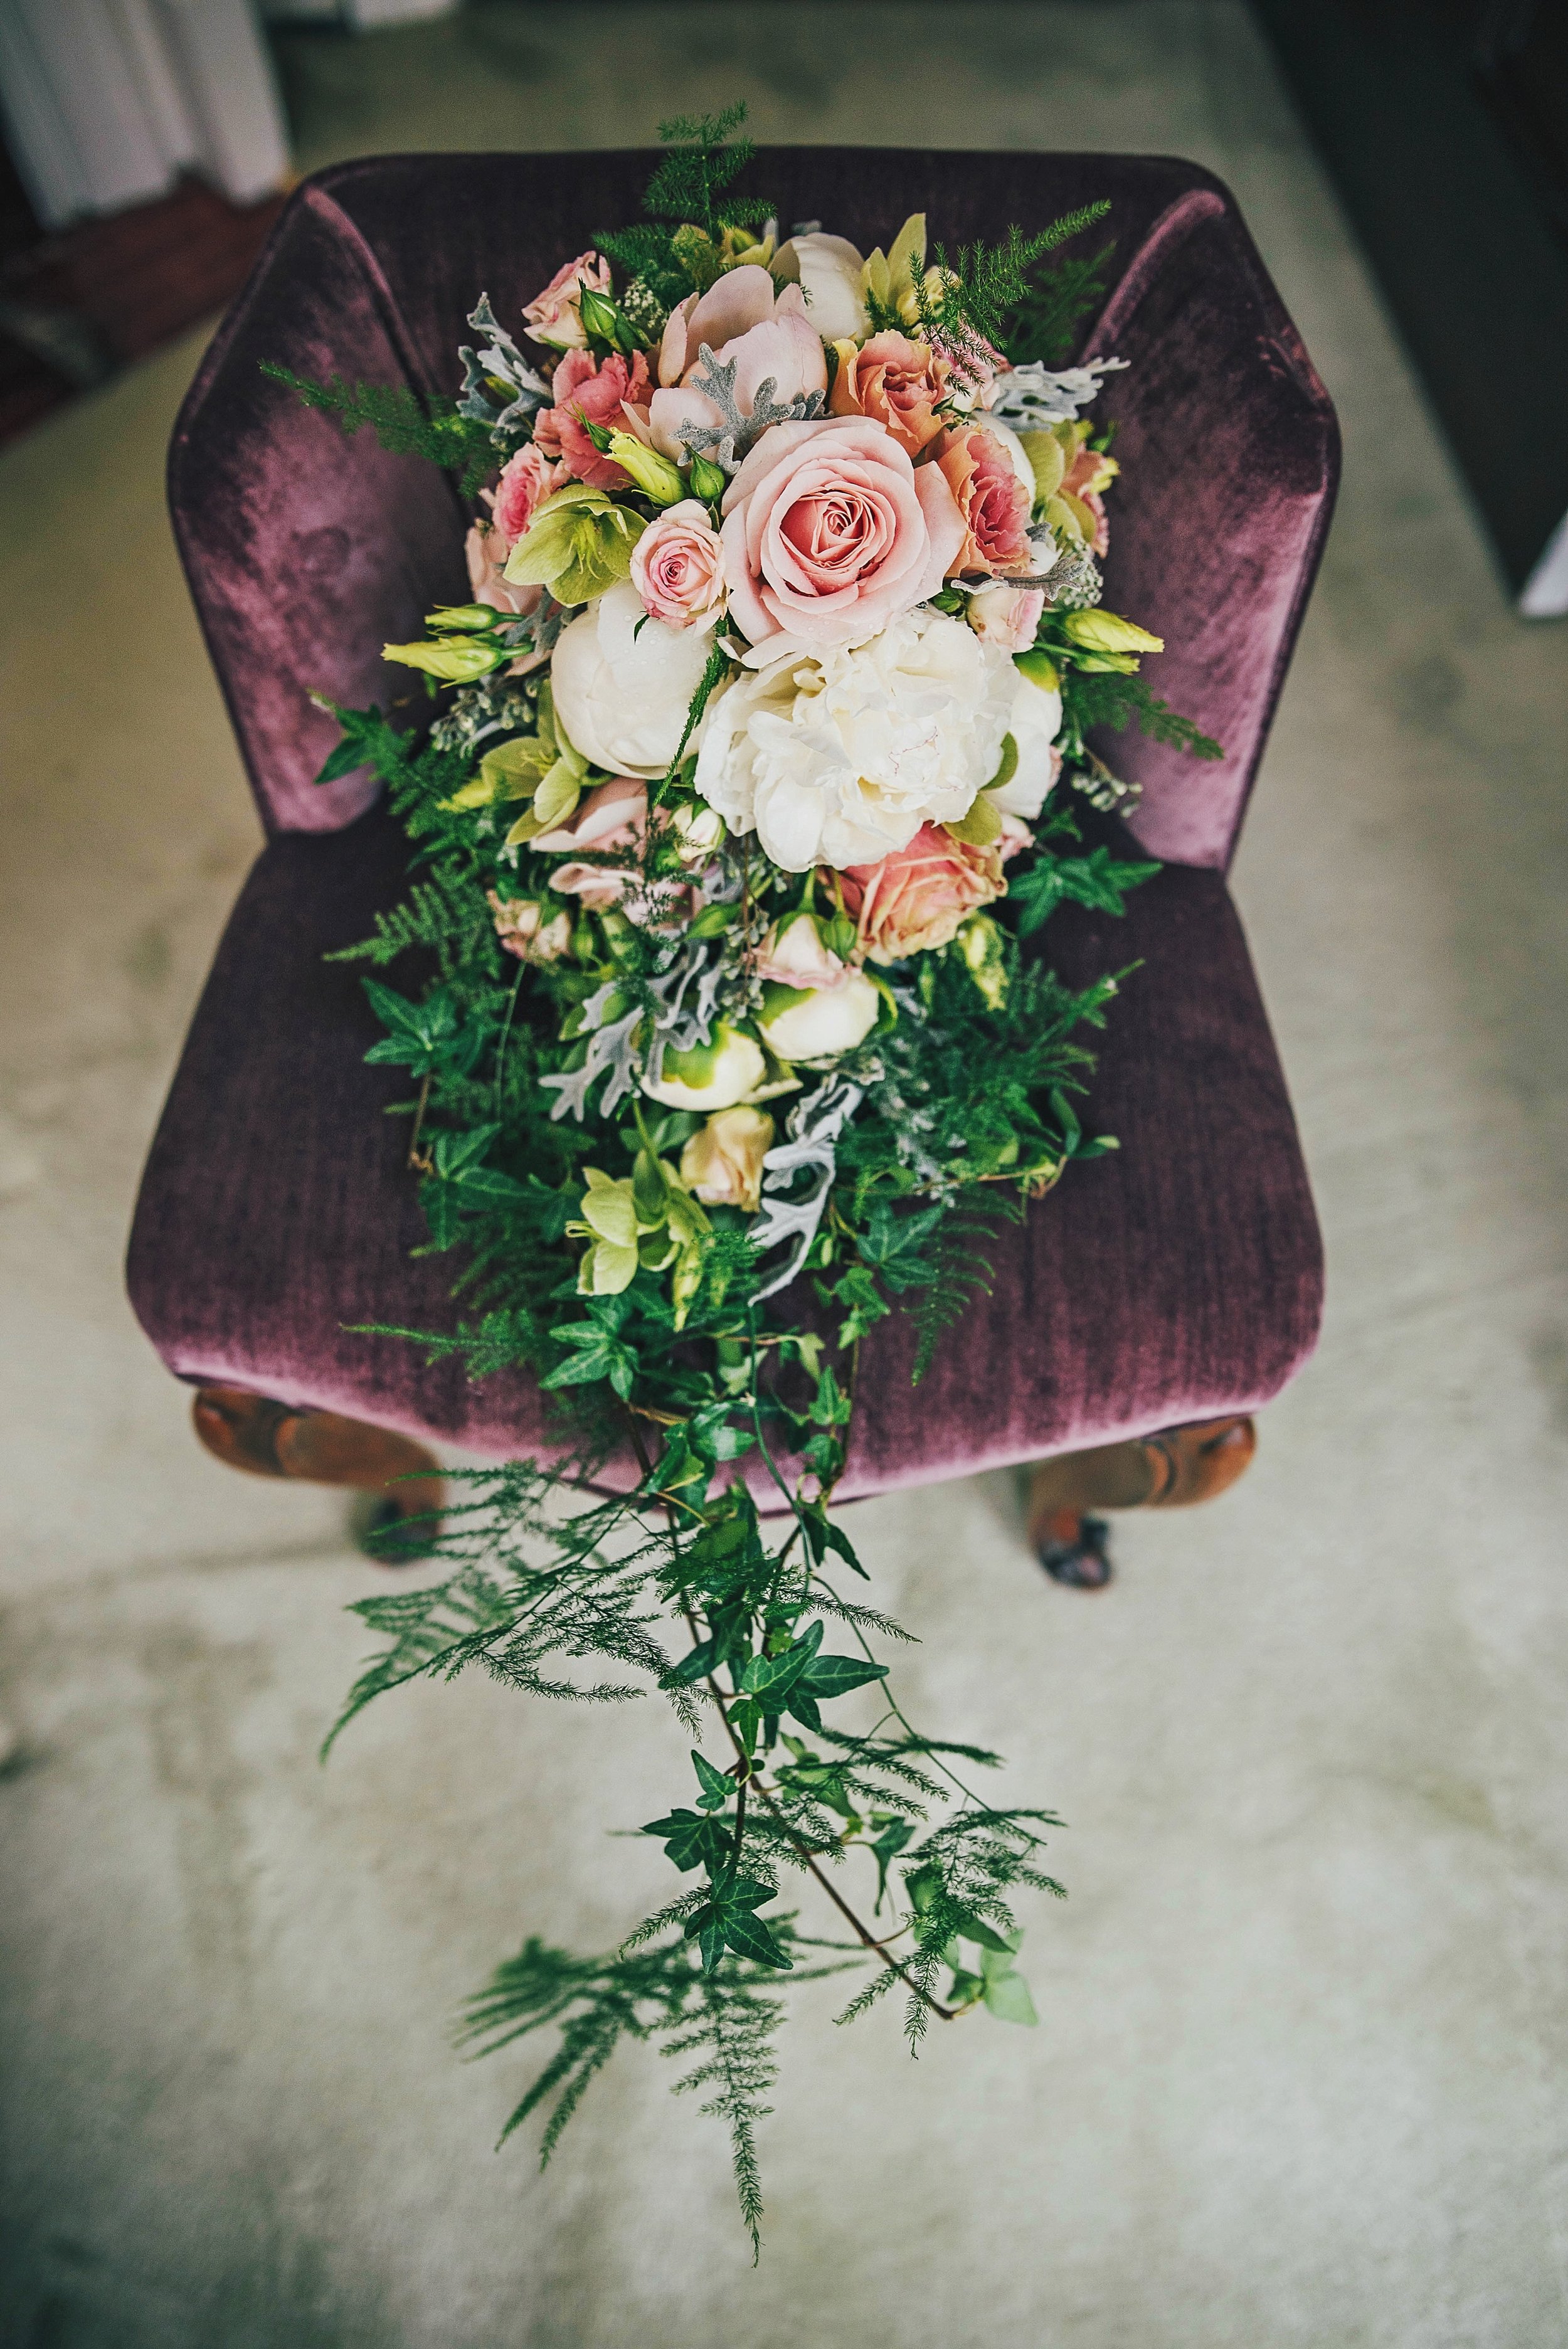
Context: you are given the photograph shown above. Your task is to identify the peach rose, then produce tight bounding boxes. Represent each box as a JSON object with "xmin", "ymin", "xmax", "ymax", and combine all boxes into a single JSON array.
[
  {"xmin": 937, "ymin": 426, "xmax": 1033, "ymax": 577},
  {"xmin": 493, "ymin": 443, "xmax": 565, "ymax": 546},
  {"xmin": 533, "ymin": 349, "xmax": 654, "ymax": 490},
  {"xmin": 521, "ymin": 250, "xmax": 611, "ymax": 350},
  {"xmin": 838, "ymin": 822, "xmax": 1005, "ymax": 963},
  {"xmin": 680, "ymin": 1105, "xmax": 776, "ymax": 1212},
  {"xmin": 650, "ymin": 265, "xmax": 827, "ymax": 464},
  {"xmin": 630, "ymin": 498, "xmax": 725, "ymax": 630},
  {"xmin": 487, "ymin": 891, "xmax": 573, "ymax": 962},
  {"xmin": 965, "ymin": 580, "xmax": 1045, "ymax": 652},
  {"xmin": 828, "ymin": 331, "xmax": 951, "ymax": 457},
  {"xmin": 719, "ymin": 416, "xmax": 965, "ymax": 661}
]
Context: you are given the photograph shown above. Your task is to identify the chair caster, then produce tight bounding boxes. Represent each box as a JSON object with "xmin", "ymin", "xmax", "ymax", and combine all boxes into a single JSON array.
[{"xmin": 191, "ymin": 1385, "xmax": 445, "ymax": 1565}]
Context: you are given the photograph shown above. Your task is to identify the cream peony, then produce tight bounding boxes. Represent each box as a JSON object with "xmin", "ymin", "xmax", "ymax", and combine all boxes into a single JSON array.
[
  {"xmin": 695, "ymin": 605, "xmax": 1018, "ymax": 870},
  {"xmin": 550, "ymin": 581, "xmax": 717, "ymax": 778},
  {"xmin": 992, "ymin": 665, "xmax": 1064, "ymax": 820}
]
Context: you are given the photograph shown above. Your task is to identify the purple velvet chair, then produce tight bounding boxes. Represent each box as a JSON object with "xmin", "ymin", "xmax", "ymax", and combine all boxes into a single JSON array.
[{"xmin": 127, "ymin": 150, "xmax": 1335, "ymax": 1552}]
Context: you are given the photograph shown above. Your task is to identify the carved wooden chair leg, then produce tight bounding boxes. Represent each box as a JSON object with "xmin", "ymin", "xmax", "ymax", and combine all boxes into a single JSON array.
[
  {"xmin": 1025, "ymin": 1416, "xmax": 1257, "ymax": 1592},
  {"xmin": 191, "ymin": 1385, "xmax": 445, "ymax": 1563}
]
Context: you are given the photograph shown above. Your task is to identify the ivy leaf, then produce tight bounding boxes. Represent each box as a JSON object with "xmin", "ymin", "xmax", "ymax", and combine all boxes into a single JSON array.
[
  {"xmin": 641, "ymin": 1808, "xmax": 733, "ymax": 1872},
  {"xmin": 982, "ymin": 1966, "xmax": 1039, "ymax": 2025},
  {"xmin": 1010, "ymin": 846, "xmax": 1160, "ymax": 938},
  {"xmin": 738, "ymin": 1621, "xmax": 823, "ymax": 1700},
  {"xmin": 721, "ymin": 1909, "xmax": 793, "ymax": 1970},
  {"xmin": 672, "ymin": 1637, "xmax": 718, "ymax": 1685},
  {"xmin": 691, "ymin": 1750, "xmax": 734, "ymax": 1811},
  {"xmin": 798, "ymin": 1653, "xmax": 889, "ymax": 1700},
  {"xmin": 541, "ymin": 1322, "xmax": 639, "ymax": 1401}
]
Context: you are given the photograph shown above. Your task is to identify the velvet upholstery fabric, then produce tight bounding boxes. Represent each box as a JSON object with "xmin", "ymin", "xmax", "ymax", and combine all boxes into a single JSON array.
[
  {"xmin": 126, "ymin": 804, "xmax": 1321, "ymax": 1503},
  {"xmin": 131, "ymin": 149, "xmax": 1335, "ymax": 1498}
]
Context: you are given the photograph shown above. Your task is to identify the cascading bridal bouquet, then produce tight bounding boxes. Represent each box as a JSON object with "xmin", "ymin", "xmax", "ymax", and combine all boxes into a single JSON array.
[{"xmin": 268, "ymin": 109, "xmax": 1221, "ymax": 2249}]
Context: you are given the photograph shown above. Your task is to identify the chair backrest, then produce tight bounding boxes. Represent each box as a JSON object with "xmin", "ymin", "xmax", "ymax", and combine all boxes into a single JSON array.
[{"xmin": 169, "ymin": 149, "xmax": 1337, "ymax": 864}]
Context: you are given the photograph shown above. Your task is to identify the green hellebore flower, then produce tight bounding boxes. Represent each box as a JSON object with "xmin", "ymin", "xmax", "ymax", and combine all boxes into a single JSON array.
[
  {"xmin": 502, "ymin": 483, "xmax": 648, "ymax": 608},
  {"xmin": 1061, "ymin": 609, "xmax": 1165, "ymax": 657},
  {"xmin": 382, "ymin": 634, "xmax": 506, "ymax": 683},
  {"xmin": 607, "ymin": 432, "xmax": 687, "ymax": 508}
]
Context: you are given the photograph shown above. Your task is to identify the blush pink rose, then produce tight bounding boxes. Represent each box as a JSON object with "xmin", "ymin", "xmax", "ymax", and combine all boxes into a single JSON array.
[
  {"xmin": 719, "ymin": 416, "xmax": 965, "ymax": 660},
  {"xmin": 531, "ymin": 775, "xmax": 647, "ymax": 862},
  {"xmin": 630, "ymin": 499, "xmax": 726, "ymax": 630},
  {"xmin": 493, "ymin": 442, "xmax": 565, "ymax": 546},
  {"xmin": 650, "ymin": 265, "xmax": 827, "ymax": 463},
  {"xmin": 532, "ymin": 349, "xmax": 654, "ymax": 490},
  {"xmin": 465, "ymin": 519, "xmax": 539, "ymax": 620},
  {"xmin": 487, "ymin": 891, "xmax": 573, "ymax": 962},
  {"xmin": 837, "ymin": 822, "xmax": 1005, "ymax": 963},
  {"xmin": 997, "ymin": 812, "xmax": 1035, "ymax": 861},
  {"xmin": 827, "ymin": 331, "xmax": 951, "ymax": 458},
  {"xmin": 937, "ymin": 427, "xmax": 1033, "ymax": 577},
  {"xmin": 965, "ymin": 579, "xmax": 1045, "ymax": 651},
  {"xmin": 521, "ymin": 250, "xmax": 611, "ymax": 349}
]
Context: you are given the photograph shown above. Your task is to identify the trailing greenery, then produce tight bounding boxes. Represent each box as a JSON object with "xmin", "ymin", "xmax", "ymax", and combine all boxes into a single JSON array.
[{"xmin": 261, "ymin": 104, "xmax": 1227, "ymax": 2248}]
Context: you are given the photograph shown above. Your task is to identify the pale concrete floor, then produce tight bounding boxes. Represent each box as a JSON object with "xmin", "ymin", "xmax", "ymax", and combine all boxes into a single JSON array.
[{"xmin": 3, "ymin": 5, "xmax": 1567, "ymax": 2343}]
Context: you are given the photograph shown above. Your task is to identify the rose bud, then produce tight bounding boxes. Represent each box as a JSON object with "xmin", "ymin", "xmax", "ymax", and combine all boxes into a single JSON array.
[
  {"xmin": 756, "ymin": 973, "xmax": 881, "ymax": 1061},
  {"xmin": 680, "ymin": 1106, "xmax": 776, "ymax": 1212}
]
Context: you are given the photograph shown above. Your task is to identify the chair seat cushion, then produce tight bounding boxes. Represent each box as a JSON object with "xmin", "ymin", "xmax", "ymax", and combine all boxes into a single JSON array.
[{"xmin": 127, "ymin": 803, "xmax": 1322, "ymax": 1500}]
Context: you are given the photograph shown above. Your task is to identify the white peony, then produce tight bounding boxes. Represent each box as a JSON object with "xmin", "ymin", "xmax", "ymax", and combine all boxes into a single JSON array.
[
  {"xmin": 695, "ymin": 607, "xmax": 1018, "ymax": 871},
  {"xmin": 991, "ymin": 666, "xmax": 1064, "ymax": 821},
  {"xmin": 550, "ymin": 580, "xmax": 716, "ymax": 778}
]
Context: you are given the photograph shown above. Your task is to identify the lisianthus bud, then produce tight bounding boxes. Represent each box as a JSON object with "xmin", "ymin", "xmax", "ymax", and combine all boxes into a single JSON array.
[
  {"xmin": 680, "ymin": 1106, "xmax": 775, "ymax": 1212},
  {"xmin": 687, "ymin": 455, "xmax": 729, "ymax": 504},
  {"xmin": 1061, "ymin": 609, "xmax": 1164, "ymax": 656},
  {"xmin": 756, "ymin": 973, "xmax": 881, "ymax": 1061},
  {"xmin": 382, "ymin": 634, "xmax": 506, "ymax": 683},
  {"xmin": 426, "ymin": 603, "xmax": 507, "ymax": 635},
  {"xmin": 643, "ymin": 1022, "xmax": 767, "ymax": 1112},
  {"xmin": 606, "ymin": 433, "xmax": 687, "ymax": 508},
  {"xmin": 577, "ymin": 285, "xmax": 638, "ymax": 354}
]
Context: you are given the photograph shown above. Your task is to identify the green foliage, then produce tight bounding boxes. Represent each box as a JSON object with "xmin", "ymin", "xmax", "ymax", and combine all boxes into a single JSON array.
[
  {"xmin": 1005, "ymin": 238, "xmax": 1118, "ymax": 368},
  {"xmin": 643, "ymin": 103, "xmax": 769, "ymax": 238},
  {"xmin": 258, "ymin": 363, "xmax": 500, "ymax": 495},
  {"xmin": 1008, "ymin": 845, "xmax": 1161, "ymax": 938},
  {"xmin": 915, "ymin": 204, "xmax": 1112, "ymax": 371},
  {"xmin": 1057, "ymin": 665, "xmax": 1226, "ymax": 768}
]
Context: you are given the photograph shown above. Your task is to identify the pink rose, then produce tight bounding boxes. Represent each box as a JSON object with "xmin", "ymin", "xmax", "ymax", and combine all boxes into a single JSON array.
[
  {"xmin": 521, "ymin": 250, "xmax": 611, "ymax": 350},
  {"xmin": 751, "ymin": 910, "xmax": 849, "ymax": 989},
  {"xmin": 531, "ymin": 775, "xmax": 647, "ymax": 862},
  {"xmin": 827, "ymin": 331, "xmax": 951, "ymax": 458},
  {"xmin": 465, "ymin": 520, "xmax": 539, "ymax": 620},
  {"xmin": 937, "ymin": 427, "xmax": 1033, "ymax": 577},
  {"xmin": 837, "ymin": 822, "xmax": 1005, "ymax": 963},
  {"xmin": 532, "ymin": 349, "xmax": 654, "ymax": 490},
  {"xmin": 997, "ymin": 812, "xmax": 1035, "ymax": 861},
  {"xmin": 650, "ymin": 265, "xmax": 827, "ymax": 463},
  {"xmin": 719, "ymin": 416, "xmax": 965, "ymax": 660},
  {"xmin": 493, "ymin": 442, "xmax": 565, "ymax": 546},
  {"xmin": 965, "ymin": 580, "xmax": 1045, "ymax": 652},
  {"xmin": 630, "ymin": 499, "xmax": 726, "ymax": 630}
]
